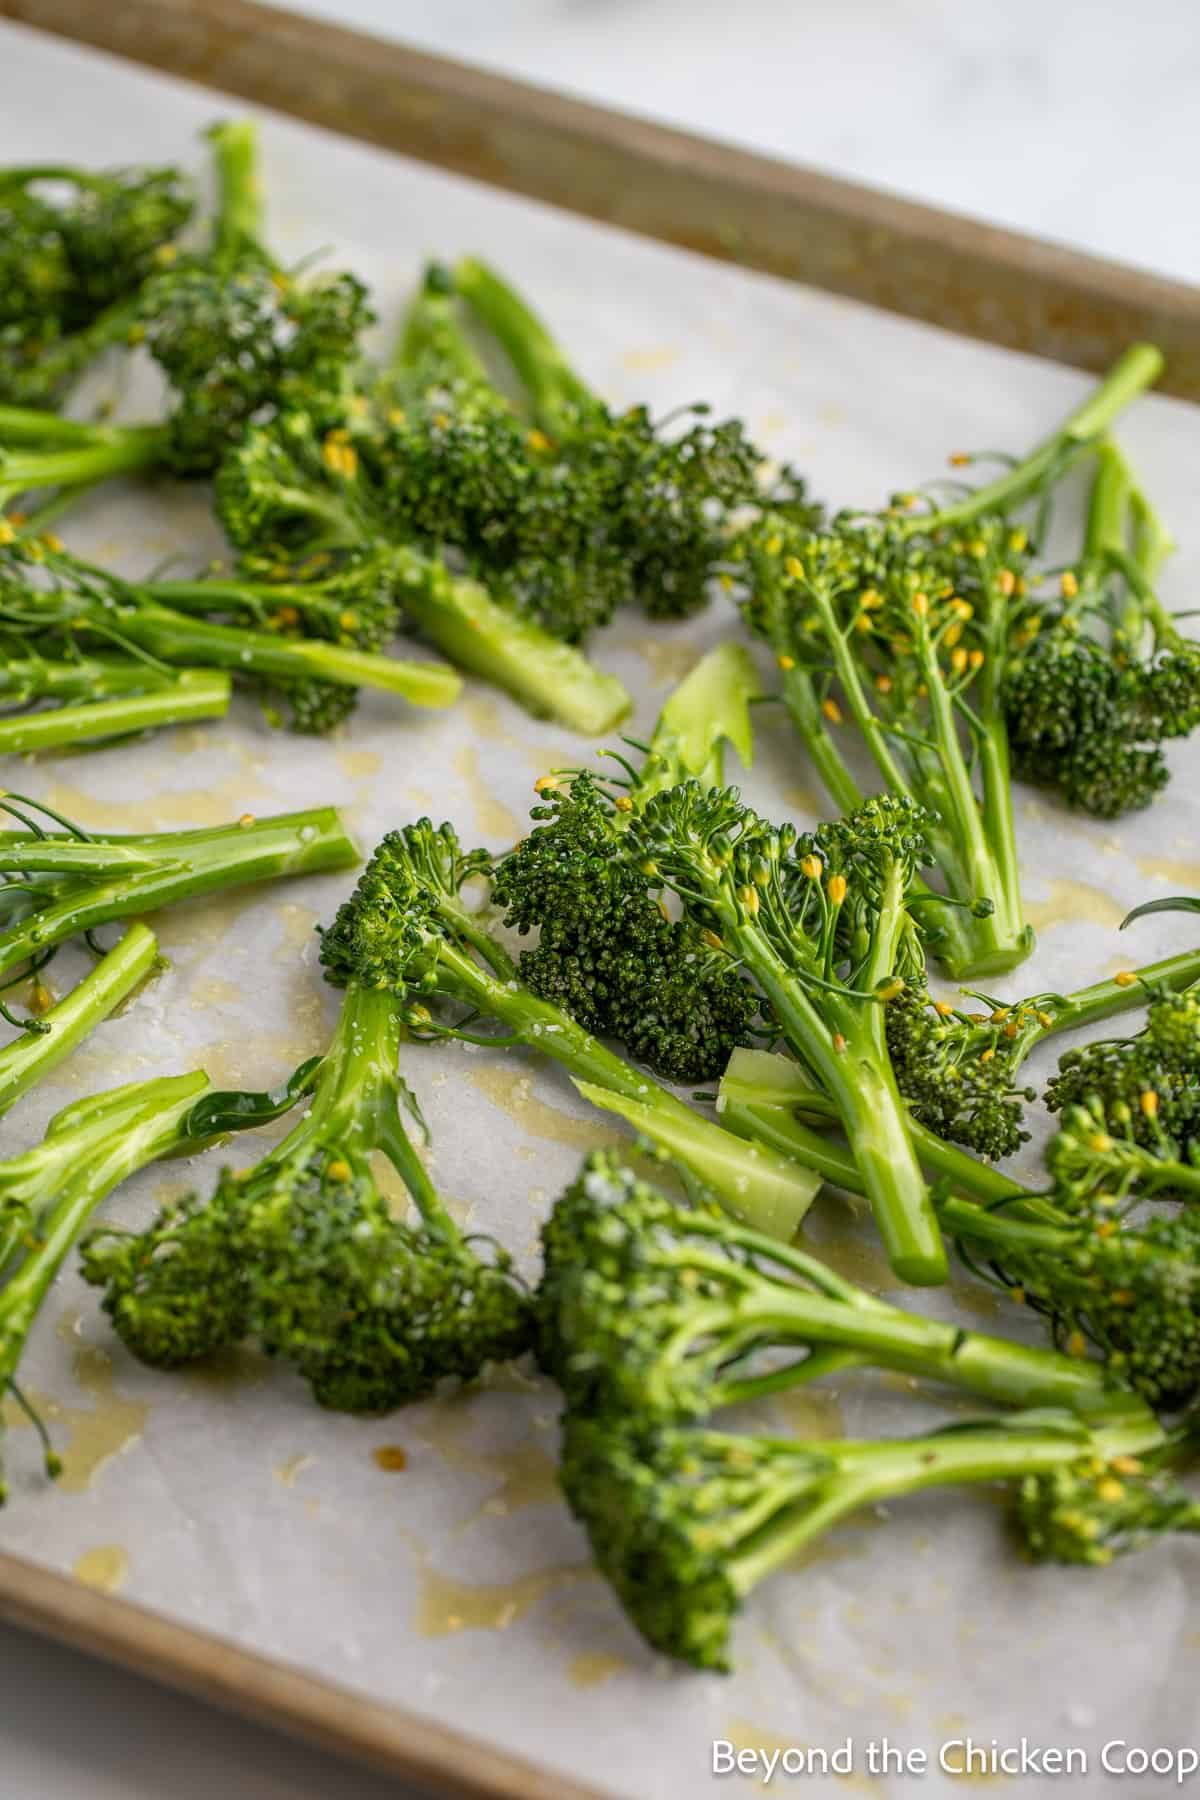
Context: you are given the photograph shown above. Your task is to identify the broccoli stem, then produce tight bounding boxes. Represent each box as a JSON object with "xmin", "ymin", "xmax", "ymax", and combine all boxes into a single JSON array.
[
  {"xmin": 914, "ymin": 344, "xmax": 1165, "ymax": 534},
  {"xmin": 117, "ymin": 590, "xmax": 462, "ymax": 710},
  {"xmin": 0, "ymin": 807, "xmax": 358, "ymax": 984},
  {"xmin": 207, "ymin": 120, "xmax": 265, "ymax": 261},
  {"xmin": 0, "ymin": 924, "xmax": 159, "ymax": 1118},
  {"xmin": 0, "ymin": 1068, "xmax": 216, "ymax": 1493},
  {"xmin": 0, "ymin": 408, "xmax": 115, "ymax": 447},
  {"xmin": 428, "ymin": 939, "xmax": 821, "ymax": 1239},
  {"xmin": 632, "ymin": 1204, "xmax": 1149, "ymax": 1417},
  {"xmin": 453, "ymin": 258, "xmax": 596, "ymax": 434},
  {"xmin": 0, "ymin": 425, "xmax": 165, "ymax": 512},
  {"xmin": 394, "ymin": 266, "xmax": 491, "ymax": 387},
  {"xmin": 723, "ymin": 862, "xmax": 947, "ymax": 1283},
  {"xmin": 0, "ymin": 668, "xmax": 232, "ymax": 754},
  {"xmin": 386, "ymin": 550, "xmax": 631, "ymax": 735},
  {"xmin": 726, "ymin": 1411, "xmax": 1165, "ymax": 1594},
  {"xmin": 267, "ymin": 983, "xmax": 460, "ymax": 1242},
  {"xmin": 716, "ymin": 1050, "xmax": 1026, "ymax": 1209}
]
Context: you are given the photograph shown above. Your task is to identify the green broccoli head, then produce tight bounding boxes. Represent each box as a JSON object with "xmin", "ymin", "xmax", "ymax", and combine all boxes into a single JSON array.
[
  {"xmin": 1018, "ymin": 1449, "xmax": 1200, "ymax": 1565},
  {"xmin": 318, "ymin": 821, "xmax": 490, "ymax": 995},
  {"xmin": 560, "ymin": 1416, "xmax": 808, "ymax": 1671},
  {"xmin": 492, "ymin": 771, "xmax": 757, "ymax": 1083},
  {"xmin": 83, "ymin": 1155, "xmax": 531, "ymax": 1408},
  {"xmin": 1046, "ymin": 985, "xmax": 1200, "ymax": 1165},
  {"xmin": 1004, "ymin": 621, "xmax": 1172, "ymax": 816},
  {"xmin": 80, "ymin": 1176, "xmax": 251, "ymax": 1367},
  {"xmin": 141, "ymin": 262, "xmax": 372, "ymax": 475},
  {"xmin": 236, "ymin": 1156, "xmax": 531, "ymax": 1411},
  {"xmin": 884, "ymin": 982, "xmax": 1035, "ymax": 1161}
]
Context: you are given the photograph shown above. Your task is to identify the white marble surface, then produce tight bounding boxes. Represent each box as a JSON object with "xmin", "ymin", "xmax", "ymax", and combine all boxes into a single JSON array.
[{"xmin": 3, "ymin": 8, "xmax": 1198, "ymax": 1800}]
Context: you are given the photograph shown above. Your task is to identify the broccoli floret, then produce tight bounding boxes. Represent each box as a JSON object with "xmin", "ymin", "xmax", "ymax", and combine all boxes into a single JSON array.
[
  {"xmin": 452, "ymin": 257, "xmax": 816, "ymax": 622},
  {"xmin": 493, "ymin": 647, "xmax": 763, "ymax": 1083},
  {"xmin": 82, "ymin": 984, "xmax": 531, "ymax": 1406},
  {"xmin": 561, "ymin": 1407, "xmax": 1168, "ymax": 1671},
  {"xmin": 1046, "ymin": 985, "xmax": 1200, "ymax": 1173},
  {"xmin": 627, "ymin": 783, "xmax": 945, "ymax": 1283},
  {"xmin": 0, "ymin": 161, "xmax": 191, "ymax": 405},
  {"xmin": 539, "ymin": 1151, "xmax": 1133, "ymax": 1423},
  {"xmin": 318, "ymin": 820, "xmax": 821, "ymax": 1241},
  {"xmin": 1005, "ymin": 438, "xmax": 1198, "ymax": 816},
  {"xmin": 214, "ymin": 406, "xmax": 632, "ymax": 734}
]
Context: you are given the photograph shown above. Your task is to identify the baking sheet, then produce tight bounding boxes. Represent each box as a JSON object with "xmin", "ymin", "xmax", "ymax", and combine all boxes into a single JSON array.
[{"xmin": 2, "ymin": 21, "xmax": 1200, "ymax": 1799}]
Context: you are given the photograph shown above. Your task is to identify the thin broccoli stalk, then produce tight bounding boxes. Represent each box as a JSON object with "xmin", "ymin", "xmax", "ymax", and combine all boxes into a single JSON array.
[
  {"xmin": 0, "ymin": 665, "xmax": 232, "ymax": 754},
  {"xmin": 635, "ymin": 792, "xmax": 946, "ymax": 1282},
  {"xmin": 1089, "ymin": 442, "xmax": 1188, "ymax": 659},
  {"xmin": 0, "ymin": 924, "xmax": 159, "ymax": 1117},
  {"xmin": 391, "ymin": 263, "xmax": 491, "ymax": 388},
  {"xmin": 260, "ymin": 983, "xmax": 459, "ymax": 1241},
  {"xmin": 122, "ymin": 584, "xmax": 462, "ymax": 710},
  {"xmin": 912, "ymin": 344, "xmax": 1165, "ymax": 534},
  {"xmin": 0, "ymin": 802, "xmax": 358, "ymax": 987},
  {"xmin": 207, "ymin": 120, "xmax": 265, "ymax": 262},
  {"xmin": 714, "ymin": 1048, "xmax": 1025, "ymax": 1208},
  {"xmin": 774, "ymin": 547, "xmax": 1031, "ymax": 977},
  {"xmin": 0, "ymin": 421, "xmax": 165, "ymax": 515},
  {"xmin": 0, "ymin": 1068, "xmax": 218, "ymax": 1497},
  {"xmin": 417, "ymin": 938, "xmax": 821, "ymax": 1239},
  {"xmin": 563, "ymin": 1406, "xmax": 1167, "ymax": 1671},
  {"xmin": 453, "ymin": 256, "xmax": 596, "ymax": 434}
]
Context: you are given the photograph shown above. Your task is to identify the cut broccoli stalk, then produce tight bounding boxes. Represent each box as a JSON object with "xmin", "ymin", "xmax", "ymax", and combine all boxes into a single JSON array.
[
  {"xmin": 0, "ymin": 924, "xmax": 160, "ymax": 1117},
  {"xmin": 82, "ymin": 983, "xmax": 533, "ymax": 1406},
  {"xmin": 386, "ymin": 551, "xmax": 630, "ymax": 735},
  {"xmin": 563, "ymin": 1407, "xmax": 1168, "ymax": 1672},
  {"xmin": 0, "ymin": 1068, "xmax": 226, "ymax": 1497},
  {"xmin": 914, "ymin": 344, "xmax": 1165, "ymax": 535},
  {"xmin": 0, "ymin": 800, "xmax": 358, "ymax": 990},
  {"xmin": 0, "ymin": 665, "xmax": 231, "ymax": 754}
]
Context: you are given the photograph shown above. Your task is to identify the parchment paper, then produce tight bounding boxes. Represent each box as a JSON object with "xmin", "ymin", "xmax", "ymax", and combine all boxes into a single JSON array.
[{"xmin": 2, "ymin": 23, "xmax": 1200, "ymax": 1798}]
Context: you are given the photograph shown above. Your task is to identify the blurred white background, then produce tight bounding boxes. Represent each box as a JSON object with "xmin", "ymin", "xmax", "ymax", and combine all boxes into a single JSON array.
[{"xmin": 2, "ymin": 6, "xmax": 1196, "ymax": 1799}]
